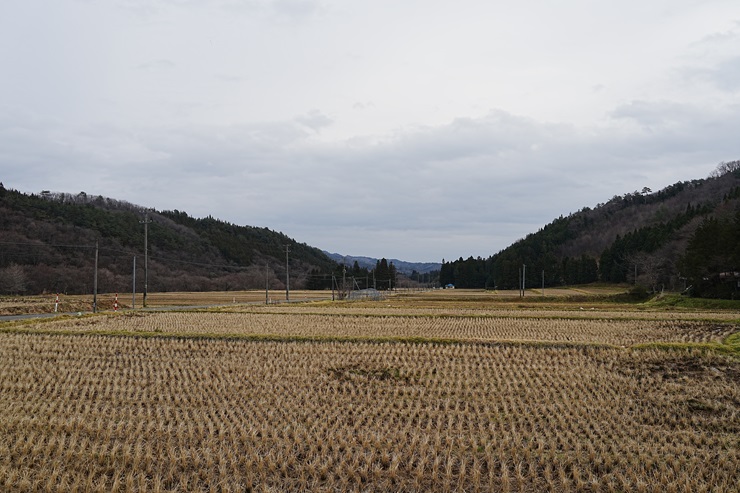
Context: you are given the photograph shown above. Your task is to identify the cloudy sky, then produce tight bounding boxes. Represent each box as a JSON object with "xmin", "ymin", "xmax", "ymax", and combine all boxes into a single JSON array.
[{"xmin": 2, "ymin": 0, "xmax": 739, "ymax": 262}]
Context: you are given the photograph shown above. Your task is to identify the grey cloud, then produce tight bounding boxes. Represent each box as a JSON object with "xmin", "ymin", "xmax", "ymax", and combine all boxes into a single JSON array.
[
  {"xmin": 114, "ymin": 0, "xmax": 160, "ymax": 17},
  {"xmin": 709, "ymin": 56, "xmax": 740, "ymax": 92},
  {"xmin": 294, "ymin": 110, "xmax": 333, "ymax": 132},
  {"xmin": 352, "ymin": 102, "xmax": 374, "ymax": 110},
  {"xmin": 679, "ymin": 55, "xmax": 740, "ymax": 94},
  {"xmin": 270, "ymin": 0, "xmax": 323, "ymax": 20},
  {"xmin": 387, "ymin": 111, "xmax": 574, "ymax": 167},
  {"xmin": 193, "ymin": 105, "xmax": 732, "ymax": 247},
  {"xmin": 115, "ymin": 0, "xmax": 323, "ymax": 22},
  {"xmin": 5, "ymin": 1, "xmax": 740, "ymax": 262},
  {"xmin": 691, "ymin": 22, "xmax": 740, "ymax": 49},
  {"xmin": 681, "ymin": 23, "xmax": 740, "ymax": 92},
  {"xmin": 137, "ymin": 59, "xmax": 176, "ymax": 70},
  {"xmin": 610, "ymin": 100, "xmax": 698, "ymax": 128},
  {"xmin": 609, "ymin": 100, "xmax": 740, "ymax": 155},
  {"xmin": 216, "ymin": 74, "xmax": 245, "ymax": 83},
  {"xmin": 3, "ymin": 100, "xmax": 738, "ymax": 261}
]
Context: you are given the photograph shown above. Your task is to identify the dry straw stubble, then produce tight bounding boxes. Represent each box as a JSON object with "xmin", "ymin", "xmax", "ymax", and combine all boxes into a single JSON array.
[{"xmin": 0, "ymin": 329, "xmax": 738, "ymax": 492}]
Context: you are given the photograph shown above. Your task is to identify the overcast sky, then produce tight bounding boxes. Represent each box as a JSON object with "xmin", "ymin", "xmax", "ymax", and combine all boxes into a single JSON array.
[{"xmin": 2, "ymin": 1, "xmax": 739, "ymax": 262}]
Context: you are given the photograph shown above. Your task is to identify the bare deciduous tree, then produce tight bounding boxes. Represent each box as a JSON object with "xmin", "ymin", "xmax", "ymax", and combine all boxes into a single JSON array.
[
  {"xmin": 631, "ymin": 253, "xmax": 667, "ymax": 293},
  {"xmin": 709, "ymin": 160, "xmax": 740, "ymax": 178},
  {"xmin": 0, "ymin": 263, "xmax": 28, "ymax": 294}
]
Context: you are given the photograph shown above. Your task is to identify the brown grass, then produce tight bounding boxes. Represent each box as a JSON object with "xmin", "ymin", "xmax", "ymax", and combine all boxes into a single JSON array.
[
  {"xmin": 0, "ymin": 334, "xmax": 737, "ymax": 492},
  {"xmin": 0, "ymin": 291, "xmax": 738, "ymax": 492},
  {"xmin": 11, "ymin": 310, "xmax": 737, "ymax": 347},
  {"xmin": 0, "ymin": 290, "xmax": 333, "ymax": 315}
]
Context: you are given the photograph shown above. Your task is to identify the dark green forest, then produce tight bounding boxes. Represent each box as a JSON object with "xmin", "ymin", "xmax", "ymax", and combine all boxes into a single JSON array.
[
  {"xmin": 0, "ymin": 185, "xmax": 335, "ymax": 294},
  {"xmin": 0, "ymin": 184, "xmax": 409, "ymax": 296},
  {"xmin": 440, "ymin": 162, "xmax": 740, "ymax": 299}
]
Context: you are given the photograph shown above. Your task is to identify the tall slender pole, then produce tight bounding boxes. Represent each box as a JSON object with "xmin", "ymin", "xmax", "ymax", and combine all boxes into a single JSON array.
[
  {"xmin": 522, "ymin": 264, "xmax": 527, "ymax": 298},
  {"xmin": 542, "ymin": 269, "xmax": 545, "ymax": 297},
  {"xmin": 265, "ymin": 263, "xmax": 269, "ymax": 305},
  {"xmin": 93, "ymin": 240, "xmax": 98, "ymax": 313},
  {"xmin": 144, "ymin": 216, "xmax": 148, "ymax": 307},
  {"xmin": 140, "ymin": 213, "xmax": 151, "ymax": 308},
  {"xmin": 132, "ymin": 256, "xmax": 136, "ymax": 309},
  {"xmin": 285, "ymin": 245, "xmax": 290, "ymax": 302}
]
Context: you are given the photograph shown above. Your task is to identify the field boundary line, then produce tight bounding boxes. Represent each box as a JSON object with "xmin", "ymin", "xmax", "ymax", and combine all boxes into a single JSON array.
[
  {"xmin": 0, "ymin": 324, "xmax": 624, "ymax": 350},
  {"xmin": 205, "ymin": 307, "xmax": 740, "ymax": 324},
  {"xmin": 4, "ymin": 322, "xmax": 740, "ymax": 357}
]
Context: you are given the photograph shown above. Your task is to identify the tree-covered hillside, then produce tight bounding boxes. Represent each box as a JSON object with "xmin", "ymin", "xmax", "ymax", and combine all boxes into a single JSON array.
[
  {"xmin": 440, "ymin": 161, "xmax": 740, "ymax": 299},
  {"xmin": 0, "ymin": 185, "xmax": 338, "ymax": 295}
]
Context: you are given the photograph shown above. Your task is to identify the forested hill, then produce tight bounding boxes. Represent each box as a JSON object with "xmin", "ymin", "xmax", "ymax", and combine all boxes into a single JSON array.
[
  {"xmin": 0, "ymin": 185, "xmax": 337, "ymax": 294},
  {"xmin": 441, "ymin": 161, "xmax": 740, "ymax": 298}
]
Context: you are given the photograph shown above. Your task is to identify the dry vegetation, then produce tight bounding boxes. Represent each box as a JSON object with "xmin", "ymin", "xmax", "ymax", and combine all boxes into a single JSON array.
[
  {"xmin": 0, "ymin": 291, "xmax": 332, "ymax": 316},
  {"xmin": 14, "ymin": 310, "xmax": 737, "ymax": 348},
  {"xmin": 1, "ymin": 290, "xmax": 738, "ymax": 492}
]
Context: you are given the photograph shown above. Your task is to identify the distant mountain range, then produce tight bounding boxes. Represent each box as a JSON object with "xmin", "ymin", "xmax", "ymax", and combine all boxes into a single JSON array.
[{"xmin": 322, "ymin": 252, "xmax": 441, "ymax": 276}]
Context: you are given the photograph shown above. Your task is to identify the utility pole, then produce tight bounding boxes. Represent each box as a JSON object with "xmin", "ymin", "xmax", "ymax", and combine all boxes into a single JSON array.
[
  {"xmin": 93, "ymin": 240, "xmax": 99, "ymax": 313},
  {"xmin": 542, "ymin": 269, "xmax": 545, "ymax": 297},
  {"xmin": 140, "ymin": 213, "xmax": 152, "ymax": 308},
  {"xmin": 132, "ymin": 256, "xmax": 136, "ymax": 309},
  {"xmin": 285, "ymin": 244, "xmax": 290, "ymax": 302},
  {"xmin": 265, "ymin": 263, "xmax": 269, "ymax": 305},
  {"xmin": 520, "ymin": 263, "xmax": 526, "ymax": 298}
]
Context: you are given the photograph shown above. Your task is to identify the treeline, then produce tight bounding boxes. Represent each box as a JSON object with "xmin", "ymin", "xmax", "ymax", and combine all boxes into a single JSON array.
[{"xmin": 440, "ymin": 163, "xmax": 740, "ymax": 298}]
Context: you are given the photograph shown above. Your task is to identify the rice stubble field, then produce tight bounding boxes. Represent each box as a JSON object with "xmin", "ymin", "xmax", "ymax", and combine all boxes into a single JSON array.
[{"xmin": 1, "ymin": 290, "xmax": 738, "ymax": 492}]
